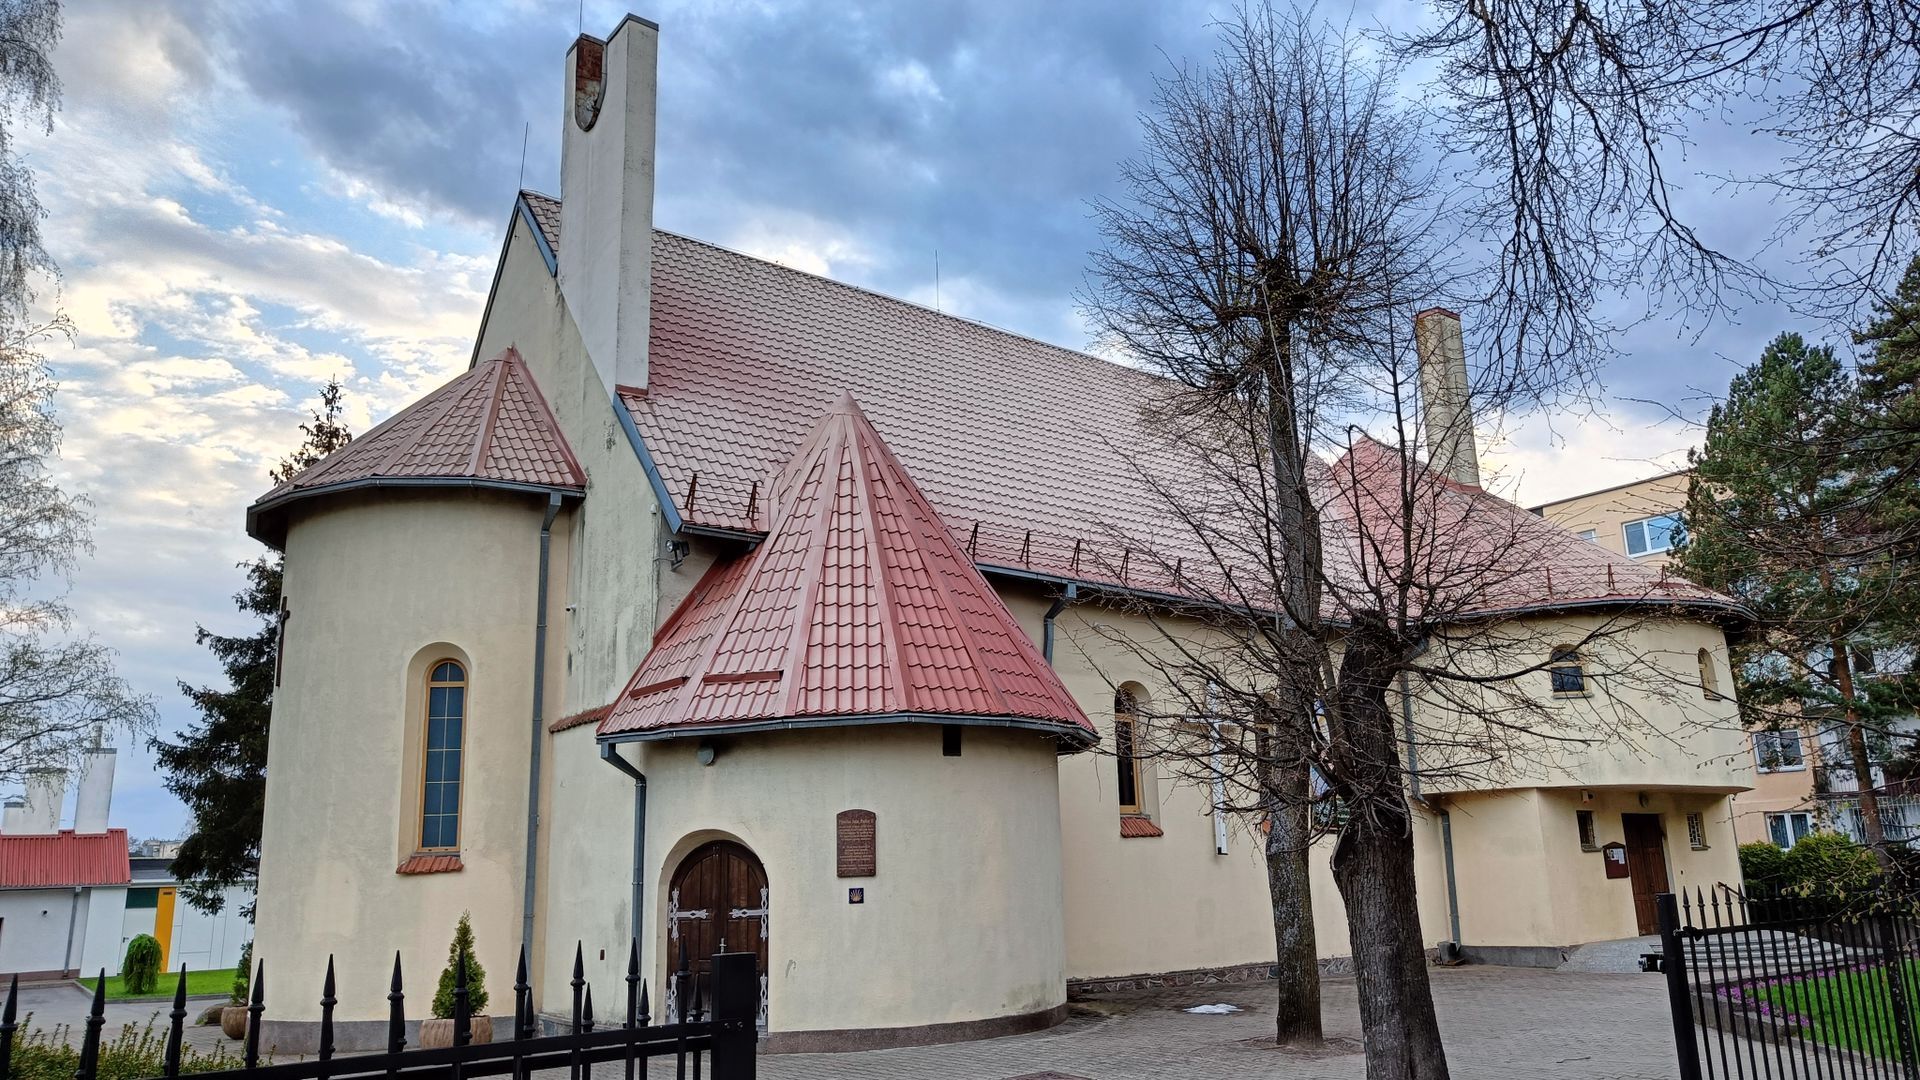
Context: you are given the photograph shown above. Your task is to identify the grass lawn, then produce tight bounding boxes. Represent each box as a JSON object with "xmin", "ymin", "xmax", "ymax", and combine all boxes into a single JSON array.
[
  {"xmin": 80, "ymin": 969, "xmax": 233, "ymax": 1001},
  {"xmin": 1752, "ymin": 959, "xmax": 1920, "ymax": 1060}
]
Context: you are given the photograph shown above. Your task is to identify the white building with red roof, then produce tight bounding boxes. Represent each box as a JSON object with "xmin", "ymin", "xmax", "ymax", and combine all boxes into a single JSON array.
[{"xmin": 244, "ymin": 14, "xmax": 1755, "ymax": 1052}]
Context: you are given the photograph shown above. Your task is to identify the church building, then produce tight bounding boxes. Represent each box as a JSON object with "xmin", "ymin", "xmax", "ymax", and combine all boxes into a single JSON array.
[{"xmin": 246, "ymin": 14, "xmax": 1755, "ymax": 1052}]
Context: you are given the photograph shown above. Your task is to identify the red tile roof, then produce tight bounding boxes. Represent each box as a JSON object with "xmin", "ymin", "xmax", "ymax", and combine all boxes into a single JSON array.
[
  {"xmin": 395, "ymin": 853, "xmax": 463, "ymax": 875},
  {"xmin": 1323, "ymin": 436, "xmax": 1731, "ymax": 616},
  {"xmin": 598, "ymin": 395, "xmax": 1097, "ymax": 745},
  {"xmin": 248, "ymin": 347, "xmax": 585, "ymax": 546},
  {"xmin": 1119, "ymin": 816, "xmax": 1165, "ymax": 838},
  {"xmin": 519, "ymin": 193, "xmax": 1739, "ymax": 621},
  {"xmin": 0, "ymin": 829, "xmax": 131, "ymax": 889}
]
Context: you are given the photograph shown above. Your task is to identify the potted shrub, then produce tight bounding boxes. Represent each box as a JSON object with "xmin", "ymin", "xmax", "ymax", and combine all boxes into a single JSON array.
[
  {"xmin": 420, "ymin": 913, "xmax": 492, "ymax": 1047},
  {"xmin": 220, "ymin": 942, "xmax": 252, "ymax": 1040}
]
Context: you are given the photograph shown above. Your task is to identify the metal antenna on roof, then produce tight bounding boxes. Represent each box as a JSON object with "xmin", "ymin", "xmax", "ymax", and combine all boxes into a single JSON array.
[
  {"xmin": 934, "ymin": 249, "xmax": 941, "ymax": 313},
  {"xmin": 578, "ymin": 0, "xmax": 585, "ymax": 35},
  {"xmin": 516, "ymin": 122, "xmax": 529, "ymax": 191}
]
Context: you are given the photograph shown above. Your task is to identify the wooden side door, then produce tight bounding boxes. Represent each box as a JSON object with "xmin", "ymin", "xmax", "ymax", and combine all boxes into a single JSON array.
[
  {"xmin": 1622, "ymin": 813, "xmax": 1671, "ymax": 936},
  {"xmin": 666, "ymin": 841, "xmax": 768, "ymax": 1024}
]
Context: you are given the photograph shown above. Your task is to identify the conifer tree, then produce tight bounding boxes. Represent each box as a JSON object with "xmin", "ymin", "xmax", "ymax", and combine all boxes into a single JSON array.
[
  {"xmin": 1854, "ymin": 255, "xmax": 1920, "ymax": 650},
  {"xmin": 1678, "ymin": 333, "xmax": 1918, "ymax": 856},
  {"xmin": 432, "ymin": 912, "xmax": 489, "ymax": 1018},
  {"xmin": 154, "ymin": 382, "xmax": 349, "ymax": 915}
]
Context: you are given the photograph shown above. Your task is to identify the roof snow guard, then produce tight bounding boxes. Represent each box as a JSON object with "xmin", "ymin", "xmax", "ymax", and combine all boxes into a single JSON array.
[
  {"xmin": 247, "ymin": 347, "xmax": 586, "ymax": 548},
  {"xmin": 599, "ymin": 394, "xmax": 1097, "ymax": 749}
]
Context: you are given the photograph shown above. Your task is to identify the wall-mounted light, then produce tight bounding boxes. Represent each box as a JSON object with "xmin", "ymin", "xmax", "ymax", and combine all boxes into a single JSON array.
[{"xmin": 696, "ymin": 741, "xmax": 717, "ymax": 766}]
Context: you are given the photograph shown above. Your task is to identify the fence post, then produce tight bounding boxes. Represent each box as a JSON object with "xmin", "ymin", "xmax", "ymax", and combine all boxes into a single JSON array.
[
  {"xmin": 2, "ymin": 974, "xmax": 17, "ymax": 1080},
  {"xmin": 708, "ymin": 953, "xmax": 757, "ymax": 1080},
  {"xmin": 77, "ymin": 971, "xmax": 106, "ymax": 1080},
  {"xmin": 1876, "ymin": 911, "xmax": 1920, "ymax": 1078},
  {"xmin": 1657, "ymin": 893, "xmax": 1703, "ymax": 1080}
]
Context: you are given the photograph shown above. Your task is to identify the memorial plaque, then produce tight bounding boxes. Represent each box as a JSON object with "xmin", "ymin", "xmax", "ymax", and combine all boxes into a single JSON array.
[{"xmin": 836, "ymin": 809, "xmax": 876, "ymax": 878}]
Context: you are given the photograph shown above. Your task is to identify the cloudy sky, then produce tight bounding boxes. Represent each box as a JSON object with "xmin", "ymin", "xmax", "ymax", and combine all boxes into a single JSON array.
[{"xmin": 28, "ymin": 0, "xmax": 1814, "ymax": 839}]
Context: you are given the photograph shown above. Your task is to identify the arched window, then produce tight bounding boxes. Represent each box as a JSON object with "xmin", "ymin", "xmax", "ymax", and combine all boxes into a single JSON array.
[
  {"xmin": 1698, "ymin": 648, "xmax": 1722, "ymax": 700},
  {"xmin": 419, "ymin": 660, "xmax": 466, "ymax": 851},
  {"xmin": 1114, "ymin": 687, "xmax": 1143, "ymax": 814},
  {"xmin": 1549, "ymin": 645, "xmax": 1587, "ymax": 696}
]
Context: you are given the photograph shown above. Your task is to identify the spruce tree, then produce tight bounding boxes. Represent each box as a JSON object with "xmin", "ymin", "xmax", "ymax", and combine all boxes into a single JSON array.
[
  {"xmin": 153, "ymin": 382, "xmax": 350, "ymax": 915},
  {"xmin": 1854, "ymin": 254, "xmax": 1920, "ymax": 653},
  {"xmin": 1678, "ymin": 333, "xmax": 1916, "ymax": 856}
]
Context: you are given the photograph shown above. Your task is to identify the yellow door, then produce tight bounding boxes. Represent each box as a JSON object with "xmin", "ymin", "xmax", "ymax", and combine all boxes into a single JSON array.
[{"xmin": 154, "ymin": 887, "xmax": 176, "ymax": 971}]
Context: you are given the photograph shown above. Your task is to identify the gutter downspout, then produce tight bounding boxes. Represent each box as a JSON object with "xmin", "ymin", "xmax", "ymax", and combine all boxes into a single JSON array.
[
  {"xmin": 600, "ymin": 743, "xmax": 647, "ymax": 955},
  {"xmin": 63, "ymin": 886, "xmax": 82, "ymax": 976},
  {"xmin": 1042, "ymin": 584, "xmax": 1078, "ymax": 664},
  {"xmin": 521, "ymin": 493, "xmax": 564, "ymax": 955},
  {"xmin": 1440, "ymin": 810, "xmax": 1463, "ymax": 946}
]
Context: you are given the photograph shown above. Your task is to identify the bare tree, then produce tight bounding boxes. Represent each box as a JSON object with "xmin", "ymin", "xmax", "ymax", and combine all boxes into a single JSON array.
[
  {"xmin": 0, "ymin": 319, "xmax": 153, "ymax": 788},
  {"xmin": 1405, "ymin": 0, "xmax": 1920, "ymax": 320},
  {"xmin": 1084, "ymin": 9, "xmax": 1727, "ymax": 1076}
]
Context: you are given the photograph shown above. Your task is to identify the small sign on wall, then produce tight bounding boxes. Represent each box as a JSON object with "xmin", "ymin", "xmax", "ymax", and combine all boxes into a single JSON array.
[
  {"xmin": 1601, "ymin": 841, "xmax": 1630, "ymax": 879},
  {"xmin": 837, "ymin": 809, "xmax": 877, "ymax": 878}
]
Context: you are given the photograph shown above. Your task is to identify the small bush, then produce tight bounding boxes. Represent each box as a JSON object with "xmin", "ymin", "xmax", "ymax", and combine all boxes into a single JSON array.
[
  {"xmin": 5, "ymin": 1015, "xmax": 239, "ymax": 1080},
  {"xmin": 230, "ymin": 940, "xmax": 252, "ymax": 1005},
  {"xmin": 1739, "ymin": 841, "xmax": 1791, "ymax": 891},
  {"xmin": 431, "ymin": 912, "xmax": 489, "ymax": 1019},
  {"xmin": 121, "ymin": 935, "xmax": 162, "ymax": 995}
]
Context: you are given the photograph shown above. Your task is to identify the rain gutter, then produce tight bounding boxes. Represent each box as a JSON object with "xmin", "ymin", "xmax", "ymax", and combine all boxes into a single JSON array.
[
  {"xmin": 1041, "ymin": 584, "xmax": 1078, "ymax": 663},
  {"xmin": 599, "ymin": 743, "xmax": 648, "ymax": 952},
  {"xmin": 521, "ymin": 492, "xmax": 563, "ymax": 956}
]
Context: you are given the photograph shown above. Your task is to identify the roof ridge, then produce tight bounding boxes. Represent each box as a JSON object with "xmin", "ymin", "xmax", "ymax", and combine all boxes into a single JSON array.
[{"xmin": 468, "ymin": 353, "xmax": 511, "ymax": 478}]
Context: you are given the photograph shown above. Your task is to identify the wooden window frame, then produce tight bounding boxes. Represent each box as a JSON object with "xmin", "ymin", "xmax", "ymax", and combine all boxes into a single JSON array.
[
  {"xmin": 1550, "ymin": 645, "xmax": 1589, "ymax": 697},
  {"xmin": 1577, "ymin": 808, "xmax": 1598, "ymax": 851},
  {"xmin": 417, "ymin": 659, "xmax": 467, "ymax": 853},
  {"xmin": 1698, "ymin": 648, "xmax": 1723, "ymax": 700}
]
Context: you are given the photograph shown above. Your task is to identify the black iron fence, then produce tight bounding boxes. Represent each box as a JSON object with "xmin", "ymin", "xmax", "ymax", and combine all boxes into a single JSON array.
[
  {"xmin": 0, "ymin": 943, "xmax": 757, "ymax": 1080},
  {"xmin": 1660, "ymin": 888, "xmax": 1920, "ymax": 1079}
]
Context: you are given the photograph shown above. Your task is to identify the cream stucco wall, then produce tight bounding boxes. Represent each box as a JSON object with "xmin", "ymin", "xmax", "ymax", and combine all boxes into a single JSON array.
[
  {"xmin": 629, "ymin": 724, "xmax": 1067, "ymax": 1034},
  {"xmin": 1443, "ymin": 787, "xmax": 1741, "ymax": 945},
  {"xmin": 254, "ymin": 489, "xmax": 561, "ymax": 1022},
  {"xmin": 1419, "ymin": 613, "xmax": 1752, "ymax": 795},
  {"xmin": 1534, "ymin": 470, "xmax": 1690, "ymax": 568},
  {"xmin": 474, "ymin": 211, "xmax": 668, "ymax": 715}
]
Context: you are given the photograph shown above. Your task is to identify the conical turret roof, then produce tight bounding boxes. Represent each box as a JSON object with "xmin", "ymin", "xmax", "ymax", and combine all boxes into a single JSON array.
[
  {"xmin": 247, "ymin": 347, "xmax": 585, "ymax": 546},
  {"xmin": 598, "ymin": 394, "xmax": 1096, "ymax": 747}
]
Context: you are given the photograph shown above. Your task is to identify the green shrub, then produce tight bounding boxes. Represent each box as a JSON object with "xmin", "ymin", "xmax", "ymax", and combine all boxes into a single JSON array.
[
  {"xmin": 5, "ymin": 1015, "xmax": 239, "ymax": 1080},
  {"xmin": 120, "ymin": 935, "xmax": 162, "ymax": 995},
  {"xmin": 1740, "ymin": 841, "xmax": 1791, "ymax": 891},
  {"xmin": 1786, "ymin": 832, "xmax": 1882, "ymax": 901},
  {"xmin": 230, "ymin": 940, "xmax": 252, "ymax": 1005},
  {"xmin": 430, "ymin": 912, "xmax": 489, "ymax": 1019}
]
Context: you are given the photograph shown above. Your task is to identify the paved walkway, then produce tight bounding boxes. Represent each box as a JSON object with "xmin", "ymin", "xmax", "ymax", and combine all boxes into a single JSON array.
[
  {"xmin": 14, "ymin": 980, "xmax": 233, "ymax": 1058},
  {"xmin": 746, "ymin": 967, "xmax": 1692, "ymax": 1080},
  {"xmin": 19, "ymin": 967, "xmax": 1703, "ymax": 1078}
]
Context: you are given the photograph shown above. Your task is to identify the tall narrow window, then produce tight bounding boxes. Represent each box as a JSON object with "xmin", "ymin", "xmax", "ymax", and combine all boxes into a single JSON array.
[
  {"xmin": 1114, "ymin": 688, "xmax": 1142, "ymax": 814},
  {"xmin": 1698, "ymin": 648, "xmax": 1722, "ymax": 700},
  {"xmin": 1550, "ymin": 645, "xmax": 1587, "ymax": 695},
  {"xmin": 1577, "ymin": 809, "xmax": 1598, "ymax": 851},
  {"xmin": 420, "ymin": 660, "xmax": 466, "ymax": 851}
]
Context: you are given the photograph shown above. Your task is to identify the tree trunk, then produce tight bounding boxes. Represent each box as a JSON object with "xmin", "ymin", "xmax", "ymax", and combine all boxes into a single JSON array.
[
  {"xmin": 1329, "ymin": 616, "xmax": 1450, "ymax": 1080},
  {"xmin": 1833, "ymin": 638, "xmax": 1889, "ymax": 862},
  {"xmin": 1264, "ymin": 749, "xmax": 1322, "ymax": 1044}
]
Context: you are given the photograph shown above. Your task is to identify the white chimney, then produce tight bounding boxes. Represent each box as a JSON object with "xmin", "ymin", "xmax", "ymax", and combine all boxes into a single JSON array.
[
  {"xmin": 16, "ymin": 769, "xmax": 64, "ymax": 835},
  {"xmin": 558, "ymin": 15, "xmax": 659, "ymax": 397},
  {"xmin": 1414, "ymin": 307, "xmax": 1482, "ymax": 488},
  {"xmin": 75, "ymin": 743, "xmax": 115, "ymax": 833},
  {"xmin": 1, "ymin": 799, "xmax": 27, "ymax": 833}
]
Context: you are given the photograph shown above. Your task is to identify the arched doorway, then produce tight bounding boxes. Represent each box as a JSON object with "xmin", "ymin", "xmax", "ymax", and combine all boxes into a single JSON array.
[{"xmin": 666, "ymin": 840, "xmax": 768, "ymax": 1026}]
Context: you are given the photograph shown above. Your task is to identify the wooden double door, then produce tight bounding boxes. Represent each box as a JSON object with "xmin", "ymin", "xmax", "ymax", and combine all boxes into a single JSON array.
[
  {"xmin": 666, "ymin": 841, "xmax": 768, "ymax": 1024},
  {"xmin": 1623, "ymin": 813, "xmax": 1671, "ymax": 936}
]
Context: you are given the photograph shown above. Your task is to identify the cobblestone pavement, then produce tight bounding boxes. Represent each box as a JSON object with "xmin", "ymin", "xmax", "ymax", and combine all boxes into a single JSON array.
[{"xmin": 744, "ymin": 967, "xmax": 1696, "ymax": 1080}]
